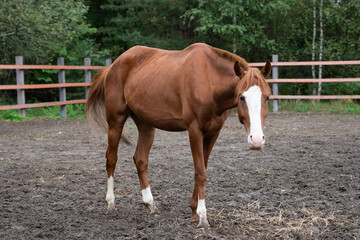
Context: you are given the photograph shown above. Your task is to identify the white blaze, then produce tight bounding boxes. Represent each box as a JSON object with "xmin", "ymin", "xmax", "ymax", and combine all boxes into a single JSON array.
[{"xmin": 243, "ymin": 85, "xmax": 264, "ymax": 147}]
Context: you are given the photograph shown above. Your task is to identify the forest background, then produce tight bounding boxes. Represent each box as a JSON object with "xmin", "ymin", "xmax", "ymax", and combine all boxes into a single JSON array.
[{"xmin": 0, "ymin": 0, "xmax": 359, "ymax": 108}]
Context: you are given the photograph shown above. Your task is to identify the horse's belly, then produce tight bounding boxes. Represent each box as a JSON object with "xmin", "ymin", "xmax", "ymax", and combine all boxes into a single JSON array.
[
  {"xmin": 127, "ymin": 100, "xmax": 187, "ymax": 131},
  {"xmin": 135, "ymin": 111, "xmax": 187, "ymax": 131},
  {"xmin": 152, "ymin": 118, "xmax": 187, "ymax": 131}
]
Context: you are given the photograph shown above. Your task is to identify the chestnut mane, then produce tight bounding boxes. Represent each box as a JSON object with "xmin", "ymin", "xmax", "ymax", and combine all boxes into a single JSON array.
[{"xmin": 235, "ymin": 68, "xmax": 271, "ymax": 96}]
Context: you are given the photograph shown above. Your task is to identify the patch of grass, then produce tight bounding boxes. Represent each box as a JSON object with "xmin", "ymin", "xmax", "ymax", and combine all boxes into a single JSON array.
[
  {"xmin": 295, "ymin": 104, "xmax": 309, "ymax": 113},
  {"xmin": 345, "ymin": 106, "xmax": 360, "ymax": 113},
  {"xmin": 66, "ymin": 104, "xmax": 86, "ymax": 119},
  {"xmin": 0, "ymin": 104, "xmax": 86, "ymax": 121},
  {"xmin": 273, "ymin": 99, "xmax": 360, "ymax": 113},
  {"xmin": 27, "ymin": 106, "xmax": 60, "ymax": 118},
  {"xmin": 0, "ymin": 110, "xmax": 27, "ymax": 122}
]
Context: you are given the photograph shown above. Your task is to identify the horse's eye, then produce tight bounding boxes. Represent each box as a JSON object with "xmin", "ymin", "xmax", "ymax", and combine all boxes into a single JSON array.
[
  {"xmin": 240, "ymin": 95, "xmax": 245, "ymax": 101},
  {"xmin": 266, "ymin": 96, "xmax": 269, "ymax": 101}
]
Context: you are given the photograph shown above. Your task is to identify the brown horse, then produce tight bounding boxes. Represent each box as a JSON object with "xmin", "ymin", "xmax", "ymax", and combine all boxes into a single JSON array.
[{"xmin": 86, "ymin": 43, "xmax": 271, "ymax": 228}]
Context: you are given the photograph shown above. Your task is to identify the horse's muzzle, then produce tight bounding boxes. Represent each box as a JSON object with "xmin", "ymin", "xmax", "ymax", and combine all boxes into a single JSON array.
[{"xmin": 248, "ymin": 134, "xmax": 265, "ymax": 150}]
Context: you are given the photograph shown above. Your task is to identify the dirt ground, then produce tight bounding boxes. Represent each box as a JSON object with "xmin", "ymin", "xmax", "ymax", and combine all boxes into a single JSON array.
[{"xmin": 0, "ymin": 112, "xmax": 359, "ymax": 239}]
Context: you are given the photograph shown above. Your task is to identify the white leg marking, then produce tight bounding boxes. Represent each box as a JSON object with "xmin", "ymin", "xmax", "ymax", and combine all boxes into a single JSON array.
[
  {"xmin": 196, "ymin": 198, "xmax": 209, "ymax": 227},
  {"xmin": 141, "ymin": 186, "xmax": 157, "ymax": 214},
  {"xmin": 106, "ymin": 176, "xmax": 115, "ymax": 211},
  {"xmin": 196, "ymin": 199, "xmax": 207, "ymax": 218},
  {"xmin": 243, "ymin": 85, "xmax": 265, "ymax": 148},
  {"xmin": 141, "ymin": 186, "xmax": 154, "ymax": 204}
]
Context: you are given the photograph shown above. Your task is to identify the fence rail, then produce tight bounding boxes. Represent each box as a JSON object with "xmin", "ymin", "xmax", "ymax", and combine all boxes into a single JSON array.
[
  {"xmin": 249, "ymin": 60, "xmax": 360, "ymax": 67},
  {"xmin": 0, "ymin": 82, "xmax": 91, "ymax": 90},
  {"xmin": 267, "ymin": 78, "xmax": 360, "ymax": 83},
  {"xmin": 0, "ymin": 100, "xmax": 87, "ymax": 111},
  {"xmin": 0, "ymin": 56, "xmax": 359, "ymax": 116},
  {"xmin": 270, "ymin": 95, "xmax": 360, "ymax": 100},
  {"xmin": 0, "ymin": 65, "xmax": 106, "ymax": 70}
]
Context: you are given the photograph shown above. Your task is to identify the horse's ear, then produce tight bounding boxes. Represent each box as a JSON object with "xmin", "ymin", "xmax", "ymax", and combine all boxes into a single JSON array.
[
  {"xmin": 261, "ymin": 60, "xmax": 271, "ymax": 78},
  {"xmin": 234, "ymin": 61, "xmax": 245, "ymax": 78}
]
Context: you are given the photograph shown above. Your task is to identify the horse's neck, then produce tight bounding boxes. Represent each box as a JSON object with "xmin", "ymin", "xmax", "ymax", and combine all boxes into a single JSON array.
[
  {"xmin": 212, "ymin": 74, "xmax": 239, "ymax": 113},
  {"xmin": 204, "ymin": 52, "xmax": 243, "ymax": 113}
]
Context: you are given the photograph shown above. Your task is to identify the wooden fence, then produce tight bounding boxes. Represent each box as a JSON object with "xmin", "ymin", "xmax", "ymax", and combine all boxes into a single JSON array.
[
  {"xmin": 0, "ymin": 55, "xmax": 359, "ymax": 117},
  {"xmin": 0, "ymin": 57, "xmax": 110, "ymax": 117}
]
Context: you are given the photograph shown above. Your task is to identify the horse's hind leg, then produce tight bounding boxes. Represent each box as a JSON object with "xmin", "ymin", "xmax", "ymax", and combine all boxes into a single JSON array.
[
  {"xmin": 105, "ymin": 110, "xmax": 129, "ymax": 212},
  {"xmin": 132, "ymin": 116, "xmax": 157, "ymax": 214}
]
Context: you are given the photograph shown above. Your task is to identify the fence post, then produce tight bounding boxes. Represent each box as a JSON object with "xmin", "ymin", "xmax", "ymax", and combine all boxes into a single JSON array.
[
  {"xmin": 58, "ymin": 57, "xmax": 66, "ymax": 118},
  {"xmin": 272, "ymin": 54, "xmax": 279, "ymax": 112},
  {"xmin": 15, "ymin": 56, "xmax": 26, "ymax": 117},
  {"xmin": 84, "ymin": 58, "xmax": 91, "ymax": 99},
  {"xmin": 106, "ymin": 59, "xmax": 112, "ymax": 67}
]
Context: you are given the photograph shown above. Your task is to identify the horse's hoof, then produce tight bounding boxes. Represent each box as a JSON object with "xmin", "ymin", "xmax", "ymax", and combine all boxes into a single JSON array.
[
  {"xmin": 197, "ymin": 218, "xmax": 210, "ymax": 228},
  {"xmin": 149, "ymin": 203, "xmax": 159, "ymax": 215},
  {"xmin": 106, "ymin": 203, "xmax": 115, "ymax": 214}
]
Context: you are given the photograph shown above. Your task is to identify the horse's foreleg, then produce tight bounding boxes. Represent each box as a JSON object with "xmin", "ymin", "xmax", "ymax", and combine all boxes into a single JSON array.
[
  {"xmin": 105, "ymin": 113, "xmax": 128, "ymax": 213},
  {"xmin": 190, "ymin": 131, "xmax": 220, "ymax": 221},
  {"xmin": 132, "ymin": 118, "xmax": 157, "ymax": 214},
  {"xmin": 190, "ymin": 183, "xmax": 199, "ymax": 222},
  {"xmin": 203, "ymin": 132, "xmax": 220, "ymax": 169},
  {"xmin": 188, "ymin": 125, "xmax": 209, "ymax": 228}
]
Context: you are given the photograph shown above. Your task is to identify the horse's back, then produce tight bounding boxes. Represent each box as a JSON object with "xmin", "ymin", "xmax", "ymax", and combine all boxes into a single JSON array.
[{"xmin": 106, "ymin": 43, "xmax": 230, "ymax": 131}]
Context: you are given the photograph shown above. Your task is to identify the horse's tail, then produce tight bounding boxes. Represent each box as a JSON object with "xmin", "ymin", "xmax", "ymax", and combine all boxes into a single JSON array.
[
  {"xmin": 85, "ymin": 68, "xmax": 131, "ymax": 145},
  {"xmin": 85, "ymin": 68, "xmax": 109, "ymax": 131}
]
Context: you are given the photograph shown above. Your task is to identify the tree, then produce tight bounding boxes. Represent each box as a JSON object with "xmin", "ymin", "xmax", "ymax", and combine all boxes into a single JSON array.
[
  {"xmin": 95, "ymin": 0, "xmax": 197, "ymax": 57},
  {"xmin": 312, "ymin": 0, "xmax": 317, "ymax": 95},
  {"xmin": 318, "ymin": 0, "xmax": 324, "ymax": 96},
  {"xmin": 0, "ymin": 0, "xmax": 104, "ymax": 104},
  {"xmin": 183, "ymin": 0, "xmax": 297, "ymax": 62},
  {"xmin": 0, "ymin": 0, "xmax": 94, "ymax": 65}
]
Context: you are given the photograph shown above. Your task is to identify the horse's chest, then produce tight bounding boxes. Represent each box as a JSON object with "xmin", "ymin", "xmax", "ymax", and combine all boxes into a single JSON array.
[{"xmin": 200, "ymin": 113, "xmax": 228, "ymax": 134}]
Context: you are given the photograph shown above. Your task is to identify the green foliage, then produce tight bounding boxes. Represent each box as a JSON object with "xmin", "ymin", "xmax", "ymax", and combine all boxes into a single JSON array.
[
  {"xmin": 345, "ymin": 107, "xmax": 360, "ymax": 113},
  {"xmin": 0, "ymin": 104, "xmax": 86, "ymax": 121},
  {"xmin": 24, "ymin": 104, "xmax": 86, "ymax": 119},
  {"xmin": 278, "ymin": 100, "xmax": 360, "ymax": 113},
  {"xmin": 1, "ymin": 0, "xmax": 360, "ymax": 109},
  {"xmin": 0, "ymin": 110, "xmax": 25, "ymax": 122},
  {"xmin": 183, "ymin": 0, "xmax": 282, "ymax": 60},
  {"xmin": 26, "ymin": 106, "xmax": 61, "ymax": 119},
  {"xmin": 67, "ymin": 104, "xmax": 86, "ymax": 118},
  {"xmin": 0, "ymin": 0, "xmax": 109, "ymax": 105},
  {"xmin": 0, "ymin": 0, "xmax": 94, "ymax": 66},
  {"xmin": 295, "ymin": 104, "xmax": 310, "ymax": 113},
  {"xmin": 95, "ymin": 0, "xmax": 197, "ymax": 56}
]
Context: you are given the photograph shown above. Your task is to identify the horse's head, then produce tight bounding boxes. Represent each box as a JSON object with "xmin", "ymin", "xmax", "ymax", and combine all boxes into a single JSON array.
[{"xmin": 234, "ymin": 60, "xmax": 272, "ymax": 150}]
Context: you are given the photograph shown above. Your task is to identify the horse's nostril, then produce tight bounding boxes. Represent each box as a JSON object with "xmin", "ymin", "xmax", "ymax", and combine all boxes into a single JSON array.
[
  {"xmin": 263, "ymin": 136, "xmax": 265, "ymax": 140},
  {"xmin": 250, "ymin": 135, "xmax": 252, "ymax": 139}
]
